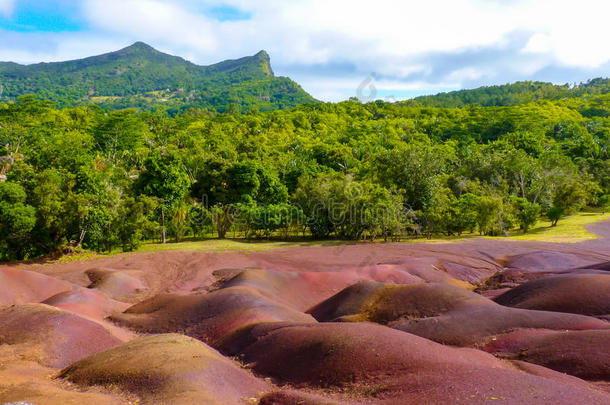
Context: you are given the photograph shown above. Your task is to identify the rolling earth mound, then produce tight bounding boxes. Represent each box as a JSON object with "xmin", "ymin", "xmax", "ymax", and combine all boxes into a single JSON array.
[
  {"xmin": 59, "ymin": 334, "xmax": 271, "ymax": 404},
  {"xmin": 220, "ymin": 322, "xmax": 610, "ymax": 404},
  {"xmin": 3, "ymin": 219, "xmax": 610, "ymax": 403},
  {"xmin": 109, "ymin": 286, "xmax": 315, "ymax": 347},
  {"xmin": 494, "ymin": 273, "xmax": 610, "ymax": 316},
  {"xmin": 0, "ymin": 304, "xmax": 125, "ymax": 368},
  {"xmin": 484, "ymin": 328, "xmax": 610, "ymax": 380}
]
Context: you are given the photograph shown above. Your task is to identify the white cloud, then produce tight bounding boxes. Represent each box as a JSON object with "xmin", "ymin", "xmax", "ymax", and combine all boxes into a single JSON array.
[
  {"xmin": 83, "ymin": 0, "xmax": 217, "ymax": 53},
  {"xmin": 3, "ymin": 0, "xmax": 610, "ymax": 100},
  {"xmin": 0, "ymin": 0, "xmax": 14, "ymax": 17}
]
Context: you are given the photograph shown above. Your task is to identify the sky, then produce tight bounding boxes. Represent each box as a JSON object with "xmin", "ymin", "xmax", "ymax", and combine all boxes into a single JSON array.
[{"xmin": 1, "ymin": 0, "xmax": 610, "ymax": 102}]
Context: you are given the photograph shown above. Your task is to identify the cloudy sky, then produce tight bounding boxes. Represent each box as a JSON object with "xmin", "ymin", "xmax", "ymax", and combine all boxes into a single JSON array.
[{"xmin": 1, "ymin": 0, "xmax": 609, "ymax": 101}]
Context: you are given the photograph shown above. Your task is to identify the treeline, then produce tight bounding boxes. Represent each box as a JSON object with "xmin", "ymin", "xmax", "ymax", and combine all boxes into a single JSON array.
[
  {"xmin": 1, "ymin": 94, "xmax": 609, "ymax": 261},
  {"xmin": 414, "ymin": 78, "xmax": 610, "ymax": 107}
]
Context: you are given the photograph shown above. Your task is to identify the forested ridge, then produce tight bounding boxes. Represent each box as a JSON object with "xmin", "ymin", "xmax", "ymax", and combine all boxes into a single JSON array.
[
  {"xmin": 0, "ymin": 42, "xmax": 315, "ymax": 113},
  {"xmin": 1, "ymin": 88, "xmax": 609, "ymax": 261},
  {"xmin": 415, "ymin": 78, "xmax": 610, "ymax": 107}
]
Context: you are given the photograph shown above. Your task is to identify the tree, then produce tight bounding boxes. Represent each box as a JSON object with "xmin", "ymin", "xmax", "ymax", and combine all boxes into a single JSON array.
[
  {"xmin": 446, "ymin": 193, "xmax": 479, "ymax": 235},
  {"xmin": 514, "ymin": 197, "xmax": 540, "ymax": 233},
  {"xmin": 135, "ymin": 150, "xmax": 190, "ymax": 243},
  {"xmin": 211, "ymin": 204, "xmax": 237, "ymax": 239},
  {"xmin": 30, "ymin": 169, "xmax": 73, "ymax": 253},
  {"xmin": 294, "ymin": 173, "xmax": 404, "ymax": 240},
  {"xmin": 547, "ymin": 206, "xmax": 563, "ymax": 227},
  {"xmin": 476, "ymin": 196, "xmax": 511, "ymax": 236},
  {"xmin": 373, "ymin": 143, "xmax": 449, "ymax": 211},
  {"xmin": 93, "ymin": 109, "xmax": 148, "ymax": 162},
  {"xmin": 115, "ymin": 196, "xmax": 157, "ymax": 251},
  {"xmin": 170, "ymin": 199, "xmax": 190, "ymax": 242},
  {"xmin": 600, "ymin": 195, "xmax": 610, "ymax": 214},
  {"xmin": 419, "ymin": 186, "xmax": 453, "ymax": 239},
  {"xmin": 0, "ymin": 182, "xmax": 36, "ymax": 260},
  {"xmin": 192, "ymin": 160, "xmax": 288, "ymax": 238}
]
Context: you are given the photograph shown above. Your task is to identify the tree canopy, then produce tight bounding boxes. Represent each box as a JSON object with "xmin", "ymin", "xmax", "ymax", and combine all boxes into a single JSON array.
[{"xmin": 1, "ymin": 90, "xmax": 609, "ymax": 260}]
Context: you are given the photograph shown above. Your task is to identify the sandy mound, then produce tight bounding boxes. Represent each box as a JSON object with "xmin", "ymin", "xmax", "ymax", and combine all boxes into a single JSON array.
[
  {"xmin": 85, "ymin": 268, "xmax": 148, "ymax": 301},
  {"xmin": 391, "ymin": 305, "xmax": 609, "ymax": 346},
  {"xmin": 310, "ymin": 282, "xmax": 609, "ymax": 347},
  {"xmin": 0, "ymin": 267, "xmax": 71, "ymax": 305},
  {"xmin": 42, "ymin": 286, "xmax": 130, "ymax": 319},
  {"xmin": 306, "ymin": 281, "xmax": 386, "ymax": 322},
  {"xmin": 308, "ymin": 281, "xmax": 492, "ymax": 323},
  {"xmin": 60, "ymin": 334, "xmax": 270, "ymax": 404},
  {"xmin": 222, "ymin": 322, "xmax": 609, "ymax": 404},
  {"xmin": 371, "ymin": 260, "xmax": 475, "ymax": 288},
  {"xmin": 506, "ymin": 251, "xmax": 598, "ymax": 271},
  {"xmin": 212, "ymin": 263, "xmax": 471, "ymax": 313},
  {"xmin": 214, "ymin": 268, "xmax": 392, "ymax": 311},
  {"xmin": 307, "ymin": 281, "xmax": 606, "ymax": 347},
  {"xmin": 110, "ymin": 287, "xmax": 315, "ymax": 347},
  {"xmin": 0, "ymin": 304, "xmax": 124, "ymax": 368},
  {"xmin": 485, "ymin": 329, "xmax": 610, "ymax": 380},
  {"xmin": 494, "ymin": 273, "xmax": 610, "ymax": 316}
]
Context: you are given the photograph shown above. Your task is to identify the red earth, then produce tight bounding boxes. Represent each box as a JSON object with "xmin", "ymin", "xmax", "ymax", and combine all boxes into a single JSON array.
[{"xmin": 1, "ymin": 219, "xmax": 609, "ymax": 404}]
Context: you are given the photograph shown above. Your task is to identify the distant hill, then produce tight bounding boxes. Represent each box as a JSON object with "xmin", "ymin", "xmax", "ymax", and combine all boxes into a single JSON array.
[
  {"xmin": 413, "ymin": 78, "xmax": 610, "ymax": 108},
  {"xmin": 0, "ymin": 42, "xmax": 316, "ymax": 113}
]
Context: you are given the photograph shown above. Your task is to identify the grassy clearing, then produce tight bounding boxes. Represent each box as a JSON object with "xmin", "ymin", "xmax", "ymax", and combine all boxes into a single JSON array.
[
  {"xmin": 135, "ymin": 238, "xmax": 347, "ymax": 253},
  {"xmin": 132, "ymin": 211, "xmax": 610, "ymax": 253},
  {"xmin": 505, "ymin": 210, "xmax": 610, "ymax": 243}
]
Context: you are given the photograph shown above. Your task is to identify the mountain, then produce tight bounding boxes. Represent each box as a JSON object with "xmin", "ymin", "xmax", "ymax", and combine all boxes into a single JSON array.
[
  {"xmin": 413, "ymin": 79, "xmax": 610, "ymax": 108},
  {"xmin": 0, "ymin": 42, "xmax": 316, "ymax": 113}
]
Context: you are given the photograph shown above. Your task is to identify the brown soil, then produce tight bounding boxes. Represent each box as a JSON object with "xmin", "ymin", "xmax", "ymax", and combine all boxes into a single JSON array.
[
  {"xmin": 0, "ymin": 219, "xmax": 609, "ymax": 404},
  {"xmin": 391, "ymin": 304, "xmax": 608, "ymax": 346},
  {"xmin": 110, "ymin": 287, "xmax": 315, "ymax": 347},
  {"xmin": 0, "ymin": 304, "xmax": 125, "ymax": 368},
  {"xmin": 85, "ymin": 268, "xmax": 149, "ymax": 301},
  {"xmin": 308, "ymin": 281, "xmax": 494, "ymax": 323},
  {"xmin": 42, "ymin": 286, "xmax": 130, "ymax": 319},
  {"xmin": 60, "ymin": 334, "xmax": 271, "ymax": 404},
  {"xmin": 220, "ymin": 322, "xmax": 610, "ymax": 404},
  {"xmin": 485, "ymin": 329, "xmax": 610, "ymax": 379},
  {"xmin": 0, "ymin": 267, "xmax": 71, "ymax": 305},
  {"xmin": 494, "ymin": 273, "xmax": 610, "ymax": 316}
]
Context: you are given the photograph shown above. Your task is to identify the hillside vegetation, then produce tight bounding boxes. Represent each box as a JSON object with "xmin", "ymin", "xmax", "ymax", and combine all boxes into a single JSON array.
[
  {"xmin": 414, "ymin": 78, "xmax": 610, "ymax": 108},
  {"xmin": 0, "ymin": 42, "xmax": 315, "ymax": 113}
]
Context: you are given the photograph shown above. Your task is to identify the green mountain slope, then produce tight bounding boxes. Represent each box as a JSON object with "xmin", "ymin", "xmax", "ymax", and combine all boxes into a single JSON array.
[
  {"xmin": 413, "ymin": 79, "xmax": 610, "ymax": 107},
  {"xmin": 0, "ymin": 42, "xmax": 316, "ymax": 113}
]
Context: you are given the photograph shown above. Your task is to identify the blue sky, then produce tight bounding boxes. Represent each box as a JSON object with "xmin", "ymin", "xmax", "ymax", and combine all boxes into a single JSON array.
[{"xmin": 1, "ymin": 0, "xmax": 609, "ymax": 101}]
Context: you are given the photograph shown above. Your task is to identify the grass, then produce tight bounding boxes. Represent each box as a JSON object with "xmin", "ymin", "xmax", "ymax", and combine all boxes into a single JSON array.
[
  {"xmin": 131, "ymin": 210, "xmax": 610, "ymax": 253},
  {"xmin": 28, "ymin": 210, "xmax": 610, "ymax": 264},
  {"xmin": 135, "ymin": 238, "xmax": 343, "ymax": 253},
  {"xmin": 505, "ymin": 210, "xmax": 610, "ymax": 243}
]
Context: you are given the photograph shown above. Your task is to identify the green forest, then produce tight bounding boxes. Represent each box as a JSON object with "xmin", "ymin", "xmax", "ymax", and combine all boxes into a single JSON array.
[{"xmin": 1, "ymin": 86, "xmax": 609, "ymax": 261}]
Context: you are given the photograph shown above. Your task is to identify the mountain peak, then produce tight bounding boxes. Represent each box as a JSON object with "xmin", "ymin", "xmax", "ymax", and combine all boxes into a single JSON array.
[
  {"xmin": 253, "ymin": 50, "xmax": 273, "ymax": 76},
  {"xmin": 254, "ymin": 50, "xmax": 270, "ymax": 60},
  {"xmin": 119, "ymin": 41, "xmax": 159, "ymax": 54},
  {"xmin": 0, "ymin": 44, "xmax": 315, "ymax": 111}
]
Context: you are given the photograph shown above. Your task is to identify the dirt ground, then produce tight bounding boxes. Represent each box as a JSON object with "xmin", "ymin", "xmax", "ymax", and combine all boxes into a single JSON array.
[{"xmin": 1, "ymin": 220, "xmax": 609, "ymax": 404}]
